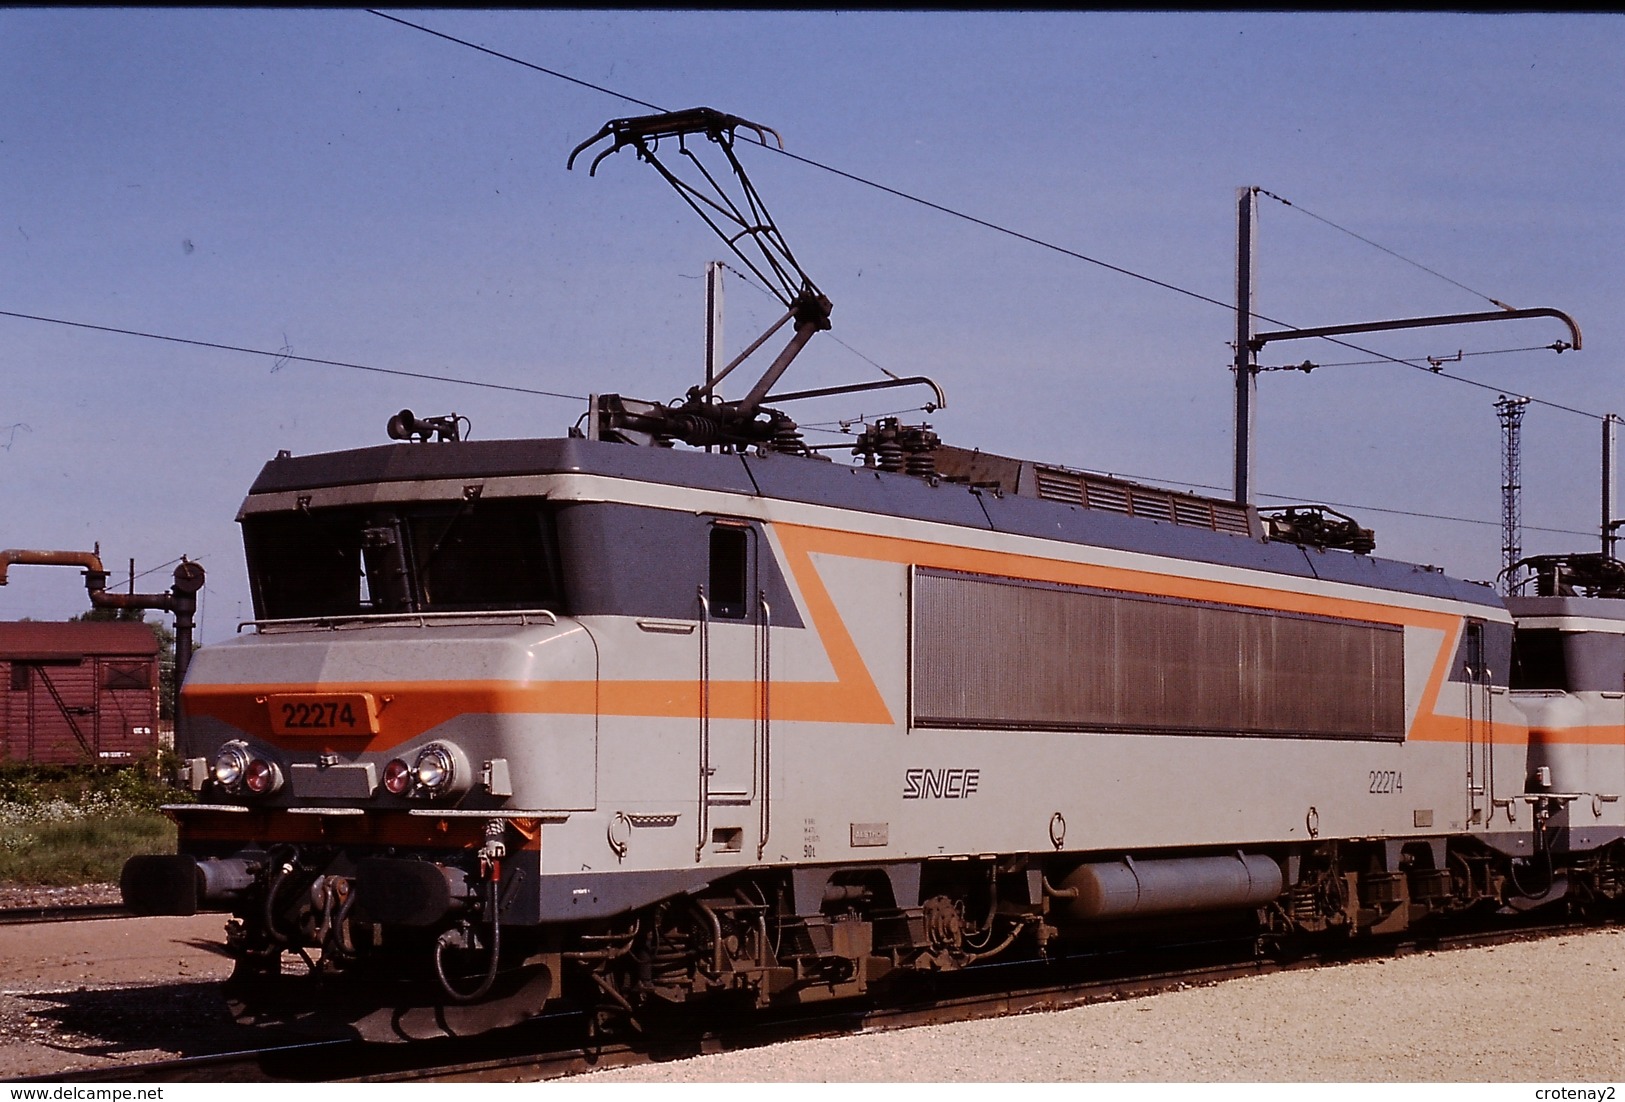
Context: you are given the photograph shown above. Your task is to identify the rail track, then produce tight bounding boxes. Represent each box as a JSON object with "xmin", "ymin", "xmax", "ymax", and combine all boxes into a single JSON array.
[
  {"xmin": 0, "ymin": 903, "xmax": 130, "ymax": 926},
  {"xmin": 18, "ymin": 913, "xmax": 1607, "ymax": 1084}
]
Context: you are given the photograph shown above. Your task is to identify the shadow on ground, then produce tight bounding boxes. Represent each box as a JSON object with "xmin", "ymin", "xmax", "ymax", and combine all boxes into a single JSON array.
[{"xmin": 16, "ymin": 981, "xmax": 298, "ymax": 1060}]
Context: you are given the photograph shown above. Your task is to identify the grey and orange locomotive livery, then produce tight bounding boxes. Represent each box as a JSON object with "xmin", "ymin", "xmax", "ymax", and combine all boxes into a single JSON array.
[
  {"xmin": 120, "ymin": 427, "xmax": 1625, "ymax": 1039},
  {"xmin": 119, "ymin": 107, "xmax": 1625, "ymax": 1039}
]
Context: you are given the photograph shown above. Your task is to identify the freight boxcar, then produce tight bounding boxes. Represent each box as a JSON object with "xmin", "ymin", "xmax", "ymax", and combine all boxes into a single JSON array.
[{"xmin": 0, "ymin": 621, "xmax": 160, "ymax": 764}]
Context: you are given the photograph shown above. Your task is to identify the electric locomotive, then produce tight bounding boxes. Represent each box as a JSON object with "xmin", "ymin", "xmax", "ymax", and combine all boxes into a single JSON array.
[
  {"xmin": 118, "ymin": 413, "xmax": 1625, "ymax": 1039},
  {"xmin": 116, "ymin": 109, "xmax": 1625, "ymax": 1041}
]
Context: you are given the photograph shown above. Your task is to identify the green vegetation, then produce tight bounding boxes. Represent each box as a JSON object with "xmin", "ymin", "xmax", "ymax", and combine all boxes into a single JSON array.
[{"xmin": 0, "ymin": 760, "xmax": 185, "ymax": 886}]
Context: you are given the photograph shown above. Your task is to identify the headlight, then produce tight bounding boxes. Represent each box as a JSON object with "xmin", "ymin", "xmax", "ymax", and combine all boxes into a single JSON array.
[
  {"xmin": 414, "ymin": 745, "xmax": 456, "ymax": 792},
  {"xmin": 213, "ymin": 744, "xmax": 249, "ymax": 790},
  {"xmin": 211, "ymin": 742, "xmax": 282, "ymax": 798},
  {"xmin": 381, "ymin": 743, "xmax": 469, "ymax": 799}
]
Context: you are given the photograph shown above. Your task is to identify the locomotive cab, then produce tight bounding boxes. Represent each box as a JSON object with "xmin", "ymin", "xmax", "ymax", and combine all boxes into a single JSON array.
[
  {"xmin": 1508, "ymin": 603, "xmax": 1620, "ymax": 797},
  {"xmin": 120, "ymin": 435, "xmax": 806, "ymax": 1040},
  {"xmin": 122, "ymin": 442, "xmax": 615, "ymax": 1038}
]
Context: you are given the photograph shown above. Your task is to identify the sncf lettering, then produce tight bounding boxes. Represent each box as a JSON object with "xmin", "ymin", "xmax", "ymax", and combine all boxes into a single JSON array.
[{"xmin": 903, "ymin": 767, "xmax": 980, "ymax": 799}]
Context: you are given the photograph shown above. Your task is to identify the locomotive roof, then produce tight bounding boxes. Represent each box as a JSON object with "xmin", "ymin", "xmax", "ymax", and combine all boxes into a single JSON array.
[
  {"xmin": 247, "ymin": 436, "xmax": 1503, "ymax": 612},
  {"xmin": 1506, "ymin": 595, "xmax": 1625, "ymax": 622}
]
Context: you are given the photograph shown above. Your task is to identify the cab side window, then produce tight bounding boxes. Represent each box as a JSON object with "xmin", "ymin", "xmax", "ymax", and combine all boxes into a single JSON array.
[{"xmin": 708, "ymin": 526, "xmax": 748, "ymax": 619}]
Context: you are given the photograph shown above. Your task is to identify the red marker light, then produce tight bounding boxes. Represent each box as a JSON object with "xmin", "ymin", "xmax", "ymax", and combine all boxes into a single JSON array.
[{"xmin": 383, "ymin": 758, "xmax": 413, "ymax": 796}]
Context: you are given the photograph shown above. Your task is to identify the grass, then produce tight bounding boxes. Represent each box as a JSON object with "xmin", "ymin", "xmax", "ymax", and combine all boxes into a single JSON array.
[{"xmin": 0, "ymin": 760, "xmax": 187, "ymax": 887}]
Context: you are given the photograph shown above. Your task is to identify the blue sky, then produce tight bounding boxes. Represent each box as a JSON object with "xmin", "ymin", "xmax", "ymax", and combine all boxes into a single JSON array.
[{"xmin": 3, "ymin": 10, "xmax": 1621, "ymax": 639}]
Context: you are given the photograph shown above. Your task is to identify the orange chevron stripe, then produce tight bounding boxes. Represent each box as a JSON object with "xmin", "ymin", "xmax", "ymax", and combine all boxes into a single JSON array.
[
  {"xmin": 185, "ymin": 520, "xmax": 1523, "ymax": 749},
  {"xmin": 774, "ymin": 522, "xmax": 1480, "ymax": 744}
]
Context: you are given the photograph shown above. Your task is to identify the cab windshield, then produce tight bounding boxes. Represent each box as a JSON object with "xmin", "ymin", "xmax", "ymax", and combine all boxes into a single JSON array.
[
  {"xmin": 1509, "ymin": 628, "xmax": 1569, "ymax": 691},
  {"xmin": 243, "ymin": 498, "xmax": 562, "ymax": 619}
]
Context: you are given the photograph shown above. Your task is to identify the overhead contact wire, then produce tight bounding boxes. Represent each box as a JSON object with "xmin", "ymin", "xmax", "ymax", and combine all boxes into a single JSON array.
[
  {"xmin": 1256, "ymin": 188, "xmax": 1515, "ymax": 312},
  {"xmin": 1106, "ymin": 471, "xmax": 1594, "ymax": 541},
  {"xmin": 364, "ymin": 9, "xmax": 1226, "ymax": 312},
  {"xmin": 1263, "ymin": 345, "xmax": 1578, "ymax": 372},
  {"xmin": 0, "ymin": 309, "xmax": 585, "ymax": 403},
  {"xmin": 367, "ymin": 10, "xmax": 663, "ymax": 112},
  {"xmin": 367, "ymin": 12, "xmax": 1605, "ymax": 425},
  {"xmin": 718, "ymin": 261, "xmax": 901, "ymax": 381}
]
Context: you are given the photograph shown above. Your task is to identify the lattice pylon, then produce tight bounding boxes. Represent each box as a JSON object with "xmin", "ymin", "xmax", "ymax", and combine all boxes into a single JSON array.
[{"xmin": 1496, "ymin": 395, "xmax": 1530, "ymax": 594}]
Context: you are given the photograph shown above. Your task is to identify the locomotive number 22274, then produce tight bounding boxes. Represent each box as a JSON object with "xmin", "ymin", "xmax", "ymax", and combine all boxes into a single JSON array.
[
  {"xmin": 1368, "ymin": 770, "xmax": 1403, "ymax": 794},
  {"xmin": 267, "ymin": 693, "xmax": 378, "ymax": 737}
]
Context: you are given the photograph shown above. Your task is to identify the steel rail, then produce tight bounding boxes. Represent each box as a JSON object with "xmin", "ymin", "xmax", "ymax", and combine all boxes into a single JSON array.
[
  {"xmin": 353, "ymin": 916, "xmax": 1610, "ymax": 1084},
  {"xmin": 22, "ymin": 914, "xmax": 1610, "ymax": 1084},
  {"xmin": 13, "ymin": 1039, "xmax": 358, "ymax": 1084},
  {"xmin": 0, "ymin": 902, "xmax": 131, "ymax": 926}
]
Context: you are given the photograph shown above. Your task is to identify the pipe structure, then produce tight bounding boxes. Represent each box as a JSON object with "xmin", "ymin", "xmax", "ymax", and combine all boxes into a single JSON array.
[{"xmin": 0, "ymin": 548, "xmax": 106, "ymax": 584}]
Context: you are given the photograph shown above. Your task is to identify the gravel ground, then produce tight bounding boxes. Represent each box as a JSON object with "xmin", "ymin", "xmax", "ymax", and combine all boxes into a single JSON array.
[
  {"xmin": 0, "ymin": 893, "xmax": 1621, "ymax": 1082},
  {"xmin": 0, "ymin": 883, "xmax": 123, "ymax": 910},
  {"xmin": 0, "ymin": 900, "xmax": 242, "ymax": 1080},
  {"xmin": 579, "ymin": 928, "xmax": 1625, "ymax": 1083}
]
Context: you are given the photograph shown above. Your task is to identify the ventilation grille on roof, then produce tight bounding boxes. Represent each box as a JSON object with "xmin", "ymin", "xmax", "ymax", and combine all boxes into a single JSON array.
[{"xmin": 1033, "ymin": 465, "xmax": 1254, "ymax": 536}]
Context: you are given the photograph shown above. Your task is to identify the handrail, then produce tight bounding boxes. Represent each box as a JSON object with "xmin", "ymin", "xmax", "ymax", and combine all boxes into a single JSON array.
[
  {"xmin": 757, "ymin": 594, "xmax": 772, "ymax": 860},
  {"xmin": 696, "ymin": 587, "xmax": 712, "ymax": 862},
  {"xmin": 240, "ymin": 608, "xmax": 560, "ymax": 632}
]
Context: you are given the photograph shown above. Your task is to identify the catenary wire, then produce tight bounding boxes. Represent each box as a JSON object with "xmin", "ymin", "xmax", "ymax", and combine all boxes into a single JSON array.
[
  {"xmin": 1260, "ymin": 344, "xmax": 1575, "ymax": 372},
  {"xmin": 1255, "ymin": 188, "xmax": 1514, "ymax": 312},
  {"xmin": 1105, "ymin": 471, "xmax": 1593, "ymax": 541},
  {"xmin": 368, "ymin": 10, "xmax": 662, "ymax": 112},
  {"xmin": 359, "ymin": 9, "xmax": 1225, "ymax": 315},
  {"xmin": 362, "ymin": 9, "xmax": 1618, "ymax": 555},
  {"xmin": 365, "ymin": 11, "xmax": 1606, "ymax": 425},
  {"xmin": 0, "ymin": 309, "xmax": 586, "ymax": 404},
  {"xmin": 716, "ymin": 261, "xmax": 901, "ymax": 381},
  {"xmin": 9, "ymin": 10, "xmax": 1578, "ymax": 564}
]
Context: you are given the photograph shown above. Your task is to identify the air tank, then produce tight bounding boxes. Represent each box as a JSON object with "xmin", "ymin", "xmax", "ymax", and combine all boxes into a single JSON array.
[{"xmin": 1052, "ymin": 853, "xmax": 1283, "ymax": 925}]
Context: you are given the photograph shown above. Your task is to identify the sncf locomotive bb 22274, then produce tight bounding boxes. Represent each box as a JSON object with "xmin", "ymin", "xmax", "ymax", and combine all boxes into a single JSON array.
[{"xmin": 117, "ymin": 109, "xmax": 1625, "ymax": 1041}]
